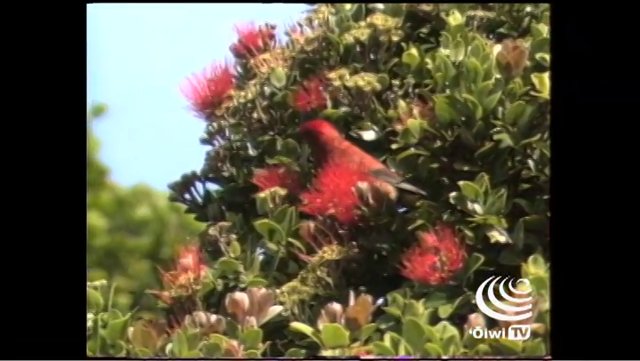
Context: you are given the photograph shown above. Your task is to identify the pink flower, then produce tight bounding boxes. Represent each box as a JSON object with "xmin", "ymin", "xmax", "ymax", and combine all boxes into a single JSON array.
[
  {"xmin": 251, "ymin": 165, "xmax": 303, "ymax": 195},
  {"xmin": 299, "ymin": 161, "xmax": 373, "ymax": 225},
  {"xmin": 293, "ymin": 77, "xmax": 327, "ymax": 112},
  {"xmin": 229, "ymin": 23, "xmax": 276, "ymax": 59},
  {"xmin": 181, "ymin": 62, "xmax": 235, "ymax": 119},
  {"xmin": 400, "ymin": 223, "xmax": 467, "ymax": 285}
]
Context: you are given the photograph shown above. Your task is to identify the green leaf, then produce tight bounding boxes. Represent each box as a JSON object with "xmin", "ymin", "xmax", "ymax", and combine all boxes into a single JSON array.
[
  {"xmin": 493, "ymin": 132, "xmax": 514, "ymax": 148},
  {"xmin": 435, "ymin": 53, "xmax": 457, "ymax": 82},
  {"xmin": 482, "ymin": 90, "xmax": 502, "ymax": 113},
  {"xmin": 289, "ymin": 322, "xmax": 322, "ymax": 346},
  {"xmin": 269, "ymin": 68, "xmax": 287, "ymax": 89},
  {"xmin": 530, "ymin": 37, "xmax": 550, "ymax": 56},
  {"xmin": 423, "ymin": 342, "xmax": 444, "ymax": 357},
  {"xmin": 423, "ymin": 325, "xmax": 439, "ymax": 343},
  {"xmin": 491, "ymin": 338, "xmax": 523, "ymax": 355},
  {"xmin": 472, "ymin": 343, "xmax": 492, "ymax": 356},
  {"xmin": 461, "ymin": 94, "xmax": 483, "ymax": 120},
  {"xmin": 320, "ymin": 323, "xmax": 350, "ymax": 349},
  {"xmin": 108, "ymin": 340, "xmax": 127, "ymax": 357},
  {"xmin": 216, "ymin": 257, "xmax": 243, "ymax": 274},
  {"xmin": 133, "ymin": 348, "xmax": 153, "ymax": 357},
  {"xmin": 434, "ymin": 96, "xmax": 457, "ymax": 123},
  {"xmin": 524, "ymin": 338, "xmax": 547, "ymax": 356},
  {"xmin": 253, "ymin": 219, "xmax": 286, "ymax": 244},
  {"xmin": 465, "ymin": 58, "xmax": 484, "ymax": 86},
  {"xmin": 372, "ymin": 341, "xmax": 395, "ymax": 356},
  {"xmin": 535, "ymin": 53, "xmax": 550, "ymax": 67},
  {"xmin": 229, "ymin": 239, "xmax": 242, "ymax": 258},
  {"xmin": 87, "ymin": 288, "xmax": 104, "ymax": 313},
  {"xmin": 530, "ymin": 72, "xmax": 550, "ymax": 99},
  {"xmin": 200, "ymin": 341, "xmax": 223, "ymax": 357},
  {"xmin": 240, "ymin": 328, "xmax": 263, "ymax": 350},
  {"xmin": 464, "ymin": 253, "xmax": 485, "ymax": 278},
  {"xmin": 402, "ymin": 317, "xmax": 428, "ymax": 355},
  {"xmin": 402, "ymin": 47, "xmax": 421, "ymax": 71},
  {"xmin": 104, "ymin": 313, "xmax": 131, "ymax": 343},
  {"xmin": 246, "ymin": 277, "xmax": 268, "ymax": 288},
  {"xmin": 172, "ymin": 330, "xmax": 189, "ymax": 357},
  {"xmin": 285, "ymin": 347, "xmax": 307, "ymax": 357},
  {"xmin": 407, "ymin": 118, "xmax": 424, "ymax": 139},
  {"xmin": 458, "ymin": 180, "xmax": 482, "ymax": 201},
  {"xmin": 437, "ymin": 304, "xmax": 454, "ymax": 319},
  {"xmin": 244, "ymin": 350, "xmax": 261, "ymax": 358},
  {"xmin": 356, "ymin": 323, "xmax": 378, "ymax": 342},
  {"xmin": 451, "ymin": 38, "xmax": 466, "ymax": 62},
  {"xmin": 424, "ymin": 292, "xmax": 448, "ymax": 308},
  {"xmin": 505, "ymin": 101, "xmax": 527, "ymax": 125},
  {"xmin": 382, "ymin": 306, "xmax": 402, "ymax": 318}
]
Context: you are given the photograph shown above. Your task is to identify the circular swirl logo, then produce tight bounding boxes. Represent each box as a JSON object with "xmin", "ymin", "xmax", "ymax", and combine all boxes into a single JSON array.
[{"xmin": 475, "ymin": 276, "xmax": 533, "ymax": 322}]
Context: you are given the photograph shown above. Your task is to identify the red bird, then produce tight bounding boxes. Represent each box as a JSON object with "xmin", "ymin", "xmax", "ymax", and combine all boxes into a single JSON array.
[{"xmin": 298, "ymin": 119, "xmax": 428, "ymax": 197}]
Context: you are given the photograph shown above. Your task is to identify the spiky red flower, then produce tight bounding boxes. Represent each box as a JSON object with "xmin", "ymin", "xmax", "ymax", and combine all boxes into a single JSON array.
[
  {"xmin": 181, "ymin": 63, "xmax": 235, "ymax": 119},
  {"xmin": 293, "ymin": 77, "xmax": 327, "ymax": 112},
  {"xmin": 251, "ymin": 165, "xmax": 303, "ymax": 195},
  {"xmin": 176, "ymin": 245, "xmax": 207, "ymax": 276},
  {"xmin": 299, "ymin": 161, "xmax": 373, "ymax": 225},
  {"xmin": 230, "ymin": 23, "xmax": 276, "ymax": 59},
  {"xmin": 400, "ymin": 223, "xmax": 467, "ymax": 285}
]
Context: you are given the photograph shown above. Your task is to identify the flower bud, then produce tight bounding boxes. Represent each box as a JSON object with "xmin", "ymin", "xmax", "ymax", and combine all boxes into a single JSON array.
[
  {"xmin": 317, "ymin": 301, "xmax": 344, "ymax": 329},
  {"xmin": 225, "ymin": 291, "xmax": 250, "ymax": 323}
]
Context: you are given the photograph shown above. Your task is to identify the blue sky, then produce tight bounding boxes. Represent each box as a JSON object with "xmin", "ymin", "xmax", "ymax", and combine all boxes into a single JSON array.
[{"xmin": 87, "ymin": 3, "xmax": 310, "ymax": 190}]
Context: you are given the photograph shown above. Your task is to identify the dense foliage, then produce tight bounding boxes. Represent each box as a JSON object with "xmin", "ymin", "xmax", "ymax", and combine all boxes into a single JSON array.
[
  {"xmin": 87, "ymin": 3, "xmax": 550, "ymax": 357},
  {"xmin": 87, "ymin": 104, "xmax": 201, "ymax": 313}
]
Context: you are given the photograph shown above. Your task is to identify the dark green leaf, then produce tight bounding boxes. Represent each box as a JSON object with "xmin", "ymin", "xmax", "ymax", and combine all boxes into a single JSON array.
[
  {"xmin": 320, "ymin": 323, "xmax": 350, "ymax": 349},
  {"xmin": 482, "ymin": 90, "xmax": 502, "ymax": 113},
  {"xmin": 498, "ymin": 247, "xmax": 522, "ymax": 265}
]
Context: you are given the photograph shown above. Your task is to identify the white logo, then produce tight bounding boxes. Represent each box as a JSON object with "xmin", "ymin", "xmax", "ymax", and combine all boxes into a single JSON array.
[{"xmin": 469, "ymin": 276, "xmax": 533, "ymax": 341}]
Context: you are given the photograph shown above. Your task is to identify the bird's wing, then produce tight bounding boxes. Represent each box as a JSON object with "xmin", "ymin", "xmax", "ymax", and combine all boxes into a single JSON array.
[{"xmin": 369, "ymin": 168, "xmax": 428, "ymax": 196}]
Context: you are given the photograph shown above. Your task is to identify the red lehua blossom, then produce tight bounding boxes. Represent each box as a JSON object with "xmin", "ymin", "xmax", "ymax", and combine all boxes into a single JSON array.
[
  {"xmin": 299, "ymin": 161, "xmax": 373, "ymax": 225},
  {"xmin": 230, "ymin": 23, "xmax": 276, "ymax": 59},
  {"xmin": 293, "ymin": 77, "xmax": 327, "ymax": 112},
  {"xmin": 181, "ymin": 62, "xmax": 235, "ymax": 119},
  {"xmin": 251, "ymin": 165, "xmax": 304, "ymax": 195},
  {"xmin": 400, "ymin": 223, "xmax": 467, "ymax": 285},
  {"xmin": 176, "ymin": 245, "xmax": 207, "ymax": 276}
]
